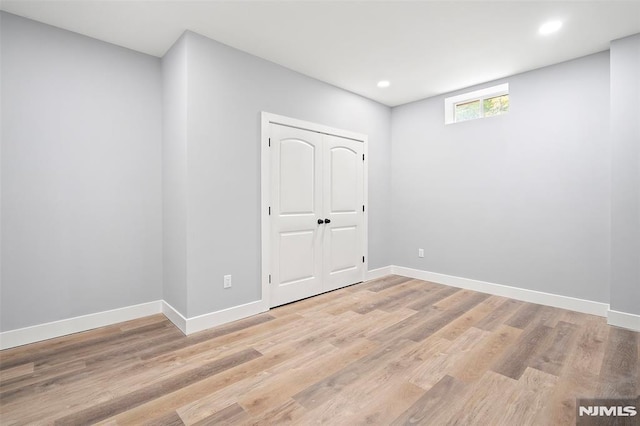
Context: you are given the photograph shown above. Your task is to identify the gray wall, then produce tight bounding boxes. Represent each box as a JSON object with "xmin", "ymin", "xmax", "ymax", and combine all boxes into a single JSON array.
[
  {"xmin": 610, "ymin": 34, "xmax": 640, "ymax": 315},
  {"xmin": 0, "ymin": 12, "xmax": 163, "ymax": 331},
  {"xmin": 162, "ymin": 34, "xmax": 189, "ymax": 315},
  {"xmin": 3, "ymin": 12, "xmax": 637, "ymax": 332},
  {"xmin": 390, "ymin": 52, "xmax": 611, "ymax": 304},
  {"xmin": 172, "ymin": 31, "xmax": 391, "ymax": 317}
]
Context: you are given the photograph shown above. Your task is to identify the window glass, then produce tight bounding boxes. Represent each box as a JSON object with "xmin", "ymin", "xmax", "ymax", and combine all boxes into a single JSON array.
[
  {"xmin": 454, "ymin": 99, "xmax": 481, "ymax": 122},
  {"xmin": 483, "ymin": 94, "xmax": 509, "ymax": 117}
]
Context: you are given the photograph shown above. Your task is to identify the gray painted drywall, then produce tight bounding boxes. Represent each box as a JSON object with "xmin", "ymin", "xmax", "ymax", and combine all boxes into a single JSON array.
[
  {"xmin": 174, "ymin": 31, "xmax": 391, "ymax": 317},
  {"xmin": 610, "ymin": 34, "xmax": 640, "ymax": 316},
  {"xmin": 162, "ymin": 34, "xmax": 189, "ymax": 315},
  {"xmin": 0, "ymin": 12, "xmax": 163, "ymax": 331},
  {"xmin": 0, "ymin": 13, "xmax": 4, "ymax": 326},
  {"xmin": 390, "ymin": 52, "xmax": 611, "ymax": 304},
  {"xmin": 3, "ymin": 12, "xmax": 636, "ymax": 333}
]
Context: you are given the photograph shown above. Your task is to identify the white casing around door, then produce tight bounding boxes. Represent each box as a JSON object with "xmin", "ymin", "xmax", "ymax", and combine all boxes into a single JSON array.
[{"xmin": 269, "ymin": 123, "xmax": 364, "ymax": 307}]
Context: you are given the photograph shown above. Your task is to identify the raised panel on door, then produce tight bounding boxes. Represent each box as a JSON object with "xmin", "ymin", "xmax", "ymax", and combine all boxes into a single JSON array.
[
  {"xmin": 323, "ymin": 134, "xmax": 364, "ymax": 291},
  {"xmin": 270, "ymin": 124, "xmax": 323, "ymax": 307}
]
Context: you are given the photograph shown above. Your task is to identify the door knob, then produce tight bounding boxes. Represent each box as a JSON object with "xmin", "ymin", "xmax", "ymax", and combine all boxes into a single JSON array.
[
  {"xmin": 324, "ymin": 219, "xmax": 331, "ymax": 224},
  {"xmin": 317, "ymin": 219, "xmax": 324, "ymax": 224}
]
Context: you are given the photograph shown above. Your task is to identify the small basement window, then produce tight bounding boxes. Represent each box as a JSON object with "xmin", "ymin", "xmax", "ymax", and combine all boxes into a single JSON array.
[{"xmin": 444, "ymin": 83, "xmax": 509, "ymax": 124}]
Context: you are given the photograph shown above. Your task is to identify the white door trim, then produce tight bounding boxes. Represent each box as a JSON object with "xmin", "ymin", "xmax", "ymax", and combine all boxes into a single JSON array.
[{"xmin": 261, "ymin": 112, "xmax": 369, "ymax": 310}]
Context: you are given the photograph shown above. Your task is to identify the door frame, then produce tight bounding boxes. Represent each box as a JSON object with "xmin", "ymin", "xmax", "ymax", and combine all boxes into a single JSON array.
[{"xmin": 260, "ymin": 112, "xmax": 369, "ymax": 309}]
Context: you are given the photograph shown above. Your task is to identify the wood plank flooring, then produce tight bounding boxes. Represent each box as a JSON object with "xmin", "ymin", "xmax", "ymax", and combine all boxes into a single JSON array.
[{"xmin": 1, "ymin": 275, "xmax": 638, "ymax": 425}]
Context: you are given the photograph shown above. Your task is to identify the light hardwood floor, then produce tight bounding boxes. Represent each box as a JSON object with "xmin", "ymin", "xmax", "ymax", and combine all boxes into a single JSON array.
[{"xmin": 1, "ymin": 275, "xmax": 638, "ymax": 425}]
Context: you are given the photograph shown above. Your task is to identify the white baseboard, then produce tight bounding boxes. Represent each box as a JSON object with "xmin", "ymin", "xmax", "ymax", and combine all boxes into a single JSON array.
[
  {"xmin": 185, "ymin": 300, "xmax": 268, "ymax": 335},
  {"xmin": 366, "ymin": 266, "xmax": 393, "ymax": 281},
  {"xmin": 1, "ymin": 268, "xmax": 634, "ymax": 348},
  {"xmin": 0, "ymin": 298, "xmax": 268, "ymax": 349},
  {"xmin": 391, "ymin": 266, "xmax": 610, "ymax": 317},
  {"xmin": 607, "ymin": 309, "xmax": 640, "ymax": 331},
  {"xmin": 0, "ymin": 300, "xmax": 163, "ymax": 350},
  {"xmin": 162, "ymin": 301, "xmax": 188, "ymax": 334}
]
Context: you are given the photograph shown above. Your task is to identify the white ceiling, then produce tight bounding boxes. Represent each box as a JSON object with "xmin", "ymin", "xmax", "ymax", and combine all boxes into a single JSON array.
[{"xmin": 2, "ymin": 1, "xmax": 639, "ymax": 106}]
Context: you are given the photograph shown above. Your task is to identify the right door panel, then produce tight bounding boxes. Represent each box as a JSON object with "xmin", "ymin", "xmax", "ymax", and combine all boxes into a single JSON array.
[{"xmin": 323, "ymin": 135, "xmax": 364, "ymax": 292}]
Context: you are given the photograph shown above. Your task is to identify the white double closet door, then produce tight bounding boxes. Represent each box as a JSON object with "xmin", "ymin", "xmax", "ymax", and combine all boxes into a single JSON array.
[{"xmin": 270, "ymin": 123, "xmax": 365, "ymax": 307}]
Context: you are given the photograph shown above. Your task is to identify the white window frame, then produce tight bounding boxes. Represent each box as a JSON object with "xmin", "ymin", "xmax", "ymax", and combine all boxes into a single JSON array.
[{"xmin": 444, "ymin": 83, "xmax": 509, "ymax": 124}]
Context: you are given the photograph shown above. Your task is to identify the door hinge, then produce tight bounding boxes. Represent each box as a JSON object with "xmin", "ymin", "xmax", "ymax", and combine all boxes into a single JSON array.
[
  {"xmin": 362, "ymin": 256, "xmax": 365, "ymax": 263},
  {"xmin": 362, "ymin": 205, "xmax": 365, "ymax": 212},
  {"xmin": 268, "ymin": 138, "xmax": 271, "ymax": 147},
  {"xmin": 269, "ymin": 206, "xmax": 271, "ymax": 215},
  {"xmin": 269, "ymin": 274, "xmax": 271, "ymax": 283},
  {"xmin": 362, "ymin": 154, "xmax": 365, "ymax": 161}
]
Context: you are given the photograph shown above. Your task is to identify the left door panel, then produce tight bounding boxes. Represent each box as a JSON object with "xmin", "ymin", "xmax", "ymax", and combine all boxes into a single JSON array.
[{"xmin": 270, "ymin": 124, "xmax": 324, "ymax": 307}]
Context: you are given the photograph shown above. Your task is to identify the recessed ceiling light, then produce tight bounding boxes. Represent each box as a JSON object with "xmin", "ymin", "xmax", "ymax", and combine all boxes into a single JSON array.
[
  {"xmin": 377, "ymin": 80, "xmax": 390, "ymax": 88},
  {"xmin": 539, "ymin": 20, "xmax": 563, "ymax": 35}
]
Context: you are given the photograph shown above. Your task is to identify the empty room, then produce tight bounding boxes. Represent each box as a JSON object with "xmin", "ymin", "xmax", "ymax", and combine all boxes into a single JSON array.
[{"xmin": 1, "ymin": 1, "xmax": 639, "ymax": 425}]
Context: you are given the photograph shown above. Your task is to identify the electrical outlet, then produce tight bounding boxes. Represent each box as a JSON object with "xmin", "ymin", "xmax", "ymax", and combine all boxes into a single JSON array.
[
  {"xmin": 418, "ymin": 248, "xmax": 424, "ymax": 258},
  {"xmin": 224, "ymin": 275, "xmax": 232, "ymax": 289}
]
